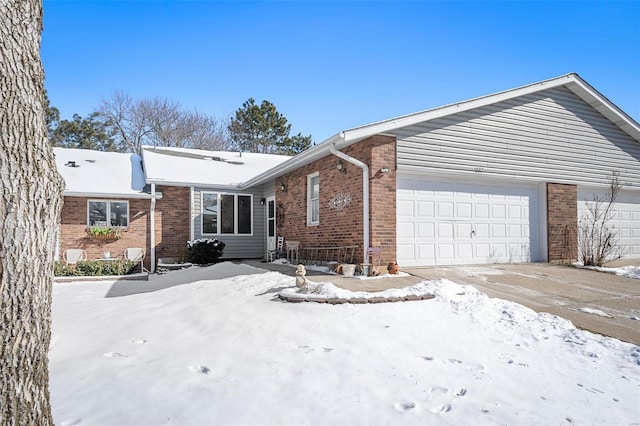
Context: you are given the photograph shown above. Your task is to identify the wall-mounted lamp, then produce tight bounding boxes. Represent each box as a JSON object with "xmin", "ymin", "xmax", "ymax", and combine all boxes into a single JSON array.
[
  {"xmin": 260, "ymin": 197, "xmax": 266, "ymax": 206},
  {"xmin": 280, "ymin": 182, "xmax": 287, "ymax": 192},
  {"xmin": 336, "ymin": 160, "xmax": 347, "ymax": 174},
  {"xmin": 380, "ymin": 167, "xmax": 391, "ymax": 173}
]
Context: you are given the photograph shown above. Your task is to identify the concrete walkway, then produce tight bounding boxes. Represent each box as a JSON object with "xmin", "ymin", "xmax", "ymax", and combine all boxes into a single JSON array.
[{"xmin": 406, "ymin": 263, "xmax": 640, "ymax": 346}]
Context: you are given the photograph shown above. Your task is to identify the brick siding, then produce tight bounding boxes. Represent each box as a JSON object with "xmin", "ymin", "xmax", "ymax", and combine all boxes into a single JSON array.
[
  {"xmin": 59, "ymin": 185, "xmax": 191, "ymax": 270},
  {"xmin": 546, "ymin": 182, "xmax": 578, "ymax": 263},
  {"xmin": 277, "ymin": 135, "xmax": 397, "ymax": 266}
]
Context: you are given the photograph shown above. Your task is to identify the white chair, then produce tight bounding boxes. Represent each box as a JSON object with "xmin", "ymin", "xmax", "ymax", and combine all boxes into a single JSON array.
[
  {"xmin": 267, "ymin": 236, "xmax": 284, "ymax": 262},
  {"xmin": 124, "ymin": 247, "xmax": 147, "ymax": 272},
  {"xmin": 63, "ymin": 249, "xmax": 87, "ymax": 265}
]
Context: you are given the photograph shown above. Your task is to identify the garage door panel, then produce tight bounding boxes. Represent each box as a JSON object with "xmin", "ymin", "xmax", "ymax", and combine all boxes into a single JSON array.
[
  {"xmin": 578, "ymin": 188, "xmax": 640, "ymax": 260},
  {"xmin": 397, "ymin": 199, "xmax": 414, "ymax": 216},
  {"xmin": 397, "ymin": 177, "xmax": 540, "ymax": 266},
  {"xmin": 417, "ymin": 201, "xmax": 434, "ymax": 217},
  {"xmin": 397, "ymin": 222, "xmax": 415, "ymax": 239}
]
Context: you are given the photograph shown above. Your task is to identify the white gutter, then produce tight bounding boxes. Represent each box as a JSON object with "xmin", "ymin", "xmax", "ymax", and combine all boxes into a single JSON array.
[
  {"xmin": 150, "ymin": 183, "xmax": 156, "ymax": 273},
  {"xmin": 329, "ymin": 144, "xmax": 369, "ymax": 264},
  {"xmin": 62, "ymin": 191, "xmax": 161, "ymax": 199}
]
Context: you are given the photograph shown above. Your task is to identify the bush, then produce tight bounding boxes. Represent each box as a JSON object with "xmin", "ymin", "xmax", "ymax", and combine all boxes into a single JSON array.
[
  {"xmin": 186, "ymin": 238, "xmax": 225, "ymax": 264},
  {"xmin": 54, "ymin": 260, "xmax": 139, "ymax": 277}
]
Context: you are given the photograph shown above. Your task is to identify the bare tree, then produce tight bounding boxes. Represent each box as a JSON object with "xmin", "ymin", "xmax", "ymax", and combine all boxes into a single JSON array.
[
  {"xmin": 1, "ymin": 0, "xmax": 65, "ymax": 424},
  {"xmin": 95, "ymin": 93, "xmax": 231, "ymax": 153},
  {"xmin": 96, "ymin": 91, "xmax": 151, "ymax": 153},
  {"xmin": 578, "ymin": 171, "xmax": 624, "ymax": 266}
]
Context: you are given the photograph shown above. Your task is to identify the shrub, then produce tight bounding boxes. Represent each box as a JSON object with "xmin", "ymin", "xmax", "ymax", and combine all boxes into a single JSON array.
[
  {"xmin": 54, "ymin": 260, "xmax": 138, "ymax": 277},
  {"xmin": 186, "ymin": 238, "xmax": 225, "ymax": 264}
]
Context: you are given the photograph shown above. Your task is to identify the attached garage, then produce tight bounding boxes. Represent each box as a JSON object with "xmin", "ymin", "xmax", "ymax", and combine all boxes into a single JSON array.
[
  {"xmin": 397, "ymin": 176, "xmax": 543, "ymax": 266},
  {"xmin": 578, "ymin": 188, "xmax": 640, "ymax": 259}
]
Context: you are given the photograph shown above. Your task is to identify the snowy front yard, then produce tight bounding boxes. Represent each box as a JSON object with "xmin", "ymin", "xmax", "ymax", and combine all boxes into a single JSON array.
[{"xmin": 49, "ymin": 262, "xmax": 639, "ymax": 425}]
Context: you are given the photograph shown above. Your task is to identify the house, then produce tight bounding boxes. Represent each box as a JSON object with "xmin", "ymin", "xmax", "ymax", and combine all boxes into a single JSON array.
[
  {"xmin": 55, "ymin": 73, "xmax": 640, "ymax": 271},
  {"xmin": 241, "ymin": 73, "xmax": 640, "ymax": 267},
  {"xmin": 55, "ymin": 147, "xmax": 290, "ymax": 271}
]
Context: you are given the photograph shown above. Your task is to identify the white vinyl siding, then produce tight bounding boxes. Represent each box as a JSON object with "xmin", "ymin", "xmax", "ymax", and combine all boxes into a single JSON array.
[
  {"xmin": 394, "ymin": 87, "xmax": 640, "ymax": 190},
  {"xmin": 307, "ymin": 172, "xmax": 319, "ymax": 226}
]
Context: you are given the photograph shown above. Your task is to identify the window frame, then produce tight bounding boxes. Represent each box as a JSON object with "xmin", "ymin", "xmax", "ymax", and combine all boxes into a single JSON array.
[
  {"xmin": 307, "ymin": 172, "xmax": 320, "ymax": 226},
  {"xmin": 200, "ymin": 191, "xmax": 253, "ymax": 236},
  {"xmin": 86, "ymin": 199, "xmax": 130, "ymax": 228}
]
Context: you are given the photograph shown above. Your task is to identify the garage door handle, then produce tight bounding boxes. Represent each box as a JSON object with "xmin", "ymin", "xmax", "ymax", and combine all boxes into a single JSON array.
[{"xmin": 471, "ymin": 229, "xmax": 476, "ymax": 238}]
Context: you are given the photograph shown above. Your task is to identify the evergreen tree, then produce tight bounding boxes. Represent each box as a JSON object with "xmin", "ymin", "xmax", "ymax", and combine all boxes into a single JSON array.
[{"xmin": 228, "ymin": 98, "xmax": 312, "ymax": 155}]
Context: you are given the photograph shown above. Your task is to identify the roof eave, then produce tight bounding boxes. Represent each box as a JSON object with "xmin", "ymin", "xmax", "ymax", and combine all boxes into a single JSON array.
[
  {"xmin": 63, "ymin": 191, "xmax": 160, "ymax": 199},
  {"xmin": 239, "ymin": 133, "xmax": 346, "ymax": 189}
]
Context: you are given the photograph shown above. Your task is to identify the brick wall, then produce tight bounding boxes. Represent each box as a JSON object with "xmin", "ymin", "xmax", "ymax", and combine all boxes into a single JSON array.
[
  {"xmin": 547, "ymin": 182, "xmax": 578, "ymax": 263},
  {"xmin": 277, "ymin": 135, "xmax": 397, "ymax": 266},
  {"xmin": 59, "ymin": 186, "xmax": 191, "ymax": 270},
  {"xmin": 154, "ymin": 186, "xmax": 191, "ymax": 262},
  {"xmin": 59, "ymin": 196, "xmax": 150, "ymax": 267}
]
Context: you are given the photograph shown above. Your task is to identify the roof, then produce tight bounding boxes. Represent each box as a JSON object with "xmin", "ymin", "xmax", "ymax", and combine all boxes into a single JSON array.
[
  {"xmin": 54, "ymin": 148, "xmax": 150, "ymax": 198},
  {"xmin": 141, "ymin": 146, "xmax": 291, "ymax": 189},
  {"xmin": 240, "ymin": 73, "xmax": 640, "ymax": 188}
]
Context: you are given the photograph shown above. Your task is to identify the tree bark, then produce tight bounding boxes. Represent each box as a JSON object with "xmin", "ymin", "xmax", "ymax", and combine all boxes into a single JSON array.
[{"xmin": 1, "ymin": 0, "xmax": 64, "ymax": 424}]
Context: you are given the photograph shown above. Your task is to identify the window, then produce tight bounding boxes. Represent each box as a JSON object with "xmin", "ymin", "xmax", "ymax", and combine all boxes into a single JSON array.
[
  {"xmin": 88, "ymin": 200, "xmax": 129, "ymax": 227},
  {"xmin": 201, "ymin": 192, "xmax": 252, "ymax": 235},
  {"xmin": 307, "ymin": 172, "xmax": 319, "ymax": 225}
]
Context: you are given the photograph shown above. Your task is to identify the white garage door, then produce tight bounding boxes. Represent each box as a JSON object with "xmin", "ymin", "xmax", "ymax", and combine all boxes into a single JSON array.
[
  {"xmin": 397, "ymin": 177, "xmax": 541, "ymax": 266},
  {"xmin": 578, "ymin": 188, "xmax": 640, "ymax": 259}
]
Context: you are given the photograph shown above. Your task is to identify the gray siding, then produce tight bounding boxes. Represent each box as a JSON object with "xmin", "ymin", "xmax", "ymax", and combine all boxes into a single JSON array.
[
  {"xmin": 192, "ymin": 184, "xmax": 268, "ymax": 259},
  {"xmin": 394, "ymin": 87, "xmax": 640, "ymax": 190}
]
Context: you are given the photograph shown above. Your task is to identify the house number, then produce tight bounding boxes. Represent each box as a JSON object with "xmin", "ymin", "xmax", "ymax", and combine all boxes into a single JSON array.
[{"xmin": 474, "ymin": 167, "xmax": 485, "ymax": 173}]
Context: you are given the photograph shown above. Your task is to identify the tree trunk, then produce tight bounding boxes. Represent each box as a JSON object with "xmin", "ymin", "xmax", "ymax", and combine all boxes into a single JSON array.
[{"xmin": 0, "ymin": 0, "xmax": 64, "ymax": 424}]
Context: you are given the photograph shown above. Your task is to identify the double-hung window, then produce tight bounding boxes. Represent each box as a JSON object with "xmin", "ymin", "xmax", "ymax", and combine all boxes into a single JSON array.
[
  {"xmin": 87, "ymin": 200, "xmax": 129, "ymax": 227},
  {"xmin": 307, "ymin": 172, "xmax": 319, "ymax": 226},
  {"xmin": 201, "ymin": 192, "xmax": 252, "ymax": 235}
]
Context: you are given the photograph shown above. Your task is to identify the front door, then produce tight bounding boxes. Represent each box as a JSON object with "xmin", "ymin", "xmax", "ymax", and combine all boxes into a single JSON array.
[{"xmin": 266, "ymin": 196, "xmax": 276, "ymax": 253}]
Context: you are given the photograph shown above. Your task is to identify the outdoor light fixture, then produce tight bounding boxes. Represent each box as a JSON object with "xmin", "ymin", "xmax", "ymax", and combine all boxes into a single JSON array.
[
  {"xmin": 380, "ymin": 167, "xmax": 391, "ymax": 173},
  {"xmin": 260, "ymin": 198, "xmax": 266, "ymax": 206},
  {"xmin": 336, "ymin": 160, "xmax": 347, "ymax": 173},
  {"xmin": 280, "ymin": 182, "xmax": 287, "ymax": 192}
]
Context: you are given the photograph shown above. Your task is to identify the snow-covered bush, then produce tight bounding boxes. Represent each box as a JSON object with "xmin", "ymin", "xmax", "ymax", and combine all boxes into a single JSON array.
[{"xmin": 186, "ymin": 238, "xmax": 225, "ymax": 264}]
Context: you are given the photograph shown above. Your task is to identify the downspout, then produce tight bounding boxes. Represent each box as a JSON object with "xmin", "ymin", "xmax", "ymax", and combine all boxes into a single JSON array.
[
  {"xmin": 150, "ymin": 183, "xmax": 156, "ymax": 273},
  {"xmin": 329, "ymin": 144, "xmax": 369, "ymax": 264}
]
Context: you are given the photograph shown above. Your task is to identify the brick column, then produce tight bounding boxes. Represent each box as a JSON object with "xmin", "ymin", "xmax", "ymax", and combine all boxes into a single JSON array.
[{"xmin": 546, "ymin": 183, "xmax": 577, "ymax": 263}]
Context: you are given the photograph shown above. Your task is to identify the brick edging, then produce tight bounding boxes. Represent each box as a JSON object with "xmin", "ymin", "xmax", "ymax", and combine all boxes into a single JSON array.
[{"xmin": 278, "ymin": 293, "xmax": 435, "ymax": 304}]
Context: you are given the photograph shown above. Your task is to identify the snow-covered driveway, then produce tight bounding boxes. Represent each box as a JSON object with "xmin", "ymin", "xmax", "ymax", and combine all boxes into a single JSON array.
[{"xmin": 49, "ymin": 262, "xmax": 640, "ymax": 425}]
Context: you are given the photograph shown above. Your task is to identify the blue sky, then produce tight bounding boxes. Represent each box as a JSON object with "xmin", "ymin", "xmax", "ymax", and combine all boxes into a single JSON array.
[{"xmin": 42, "ymin": 1, "xmax": 640, "ymax": 142}]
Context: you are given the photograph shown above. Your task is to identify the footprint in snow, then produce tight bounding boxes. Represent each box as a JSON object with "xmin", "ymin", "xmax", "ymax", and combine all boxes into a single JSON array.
[
  {"xmin": 188, "ymin": 365, "xmax": 210, "ymax": 374},
  {"xmin": 448, "ymin": 358, "xmax": 463, "ymax": 364},
  {"xmin": 430, "ymin": 403, "xmax": 452, "ymax": 414},
  {"xmin": 103, "ymin": 352, "xmax": 126, "ymax": 358},
  {"xmin": 456, "ymin": 388, "xmax": 467, "ymax": 397},
  {"xmin": 422, "ymin": 356, "xmax": 435, "ymax": 361},
  {"xmin": 393, "ymin": 401, "xmax": 417, "ymax": 412},
  {"xmin": 429, "ymin": 386, "xmax": 448, "ymax": 394},
  {"xmin": 59, "ymin": 419, "xmax": 82, "ymax": 426},
  {"xmin": 130, "ymin": 339, "xmax": 147, "ymax": 344},
  {"xmin": 322, "ymin": 348, "xmax": 334, "ymax": 353}
]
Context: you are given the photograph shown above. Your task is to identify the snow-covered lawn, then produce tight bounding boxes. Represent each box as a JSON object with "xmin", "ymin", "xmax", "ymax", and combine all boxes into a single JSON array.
[
  {"xmin": 49, "ymin": 262, "xmax": 640, "ymax": 425},
  {"xmin": 592, "ymin": 265, "xmax": 640, "ymax": 280}
]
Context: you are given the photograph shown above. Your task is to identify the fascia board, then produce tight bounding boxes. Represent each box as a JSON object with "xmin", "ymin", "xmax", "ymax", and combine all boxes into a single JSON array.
[
  {"xmin": 239, "ymin": 133, "xmax": 344, "ymax": 189},
  {"xmin": 63, "ymin": 191, "xmax": 162, "ymax": 199},
  {"xmin": 145, "ymin": 179, "xmax": 242, "ymax": 191}
]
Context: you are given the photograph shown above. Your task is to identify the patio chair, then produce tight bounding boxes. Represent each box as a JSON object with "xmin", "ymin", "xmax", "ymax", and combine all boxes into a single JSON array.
[
  {"xmin": 63, "ymin": 249, "xmax": 87, "ymax": 265},
  {"xmin": 267, "ymin": 236, "xmax": 284, "ymax": 262},
  {"xmin": 124, "ymin": 247, "xmax": 147, "ymax": 272}
]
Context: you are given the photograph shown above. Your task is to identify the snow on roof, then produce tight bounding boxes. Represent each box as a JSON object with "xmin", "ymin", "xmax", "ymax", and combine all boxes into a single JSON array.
[
  {"xmin": 54, "ymin": 148, "xmax": 148, "ymax": 198},
  {"xmin": 141, "ymin": 146, "xmax": 291, "ymax": 188}
]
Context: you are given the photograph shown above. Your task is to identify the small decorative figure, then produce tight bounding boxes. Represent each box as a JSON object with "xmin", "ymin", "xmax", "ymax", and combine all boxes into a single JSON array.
[
  {"xmin": 387, "ymin": 262, "xmax": 400, "ymax": 275},
  {"xmin": 295, "ymin": 264, "xmax": 307, "ymax": 287}
]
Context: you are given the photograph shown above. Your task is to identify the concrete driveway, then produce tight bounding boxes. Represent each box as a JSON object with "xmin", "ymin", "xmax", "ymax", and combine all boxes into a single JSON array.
[{"xmin": 406, "ymin": 263, "xmax": 640, "ymax": 346}]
